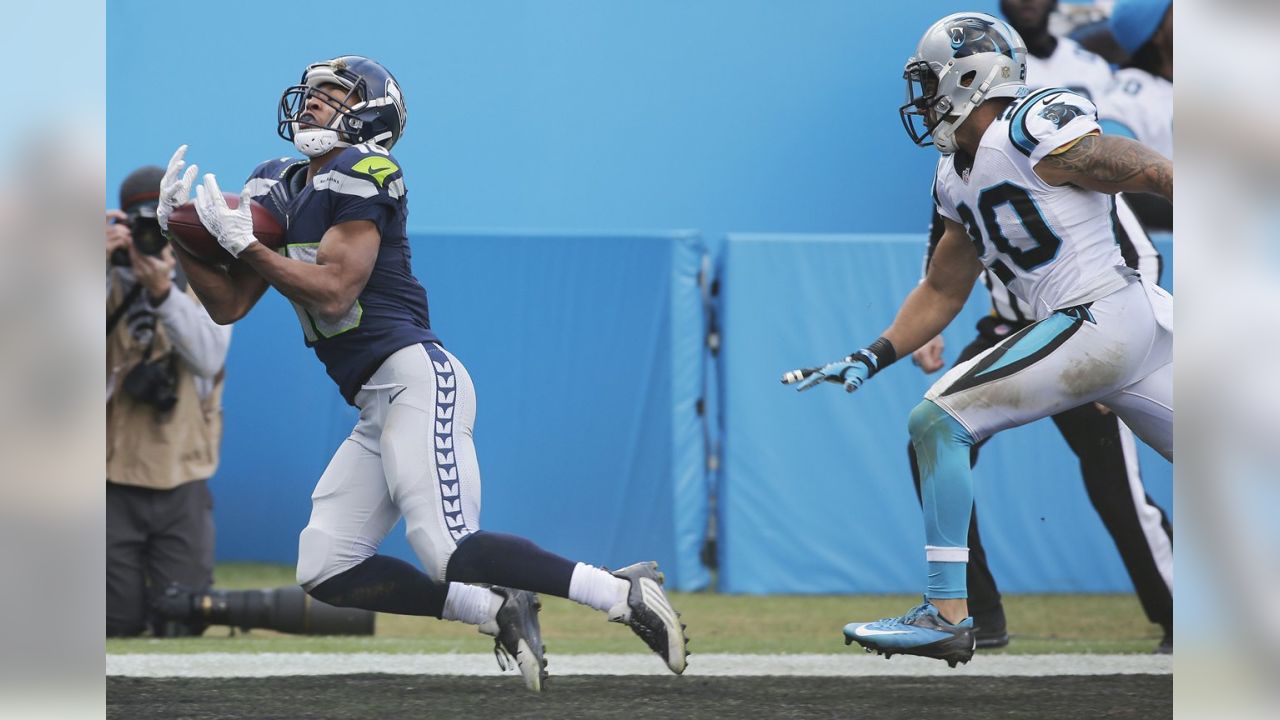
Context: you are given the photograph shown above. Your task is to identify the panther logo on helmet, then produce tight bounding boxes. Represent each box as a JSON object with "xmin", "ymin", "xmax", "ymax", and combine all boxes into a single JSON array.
[
  {"xmin": 899, "ymin": 12, "xmax": 1028, "ymax": 155},
  {"xmin": 945, "ymin": 16, "xmax": 1016, "ymax": 59}
]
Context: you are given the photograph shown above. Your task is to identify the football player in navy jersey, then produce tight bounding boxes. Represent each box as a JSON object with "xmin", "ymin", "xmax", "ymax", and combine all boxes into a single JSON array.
[{"xmin": 159, "ymin": 56, "xmax": 688, "ymax": 691}]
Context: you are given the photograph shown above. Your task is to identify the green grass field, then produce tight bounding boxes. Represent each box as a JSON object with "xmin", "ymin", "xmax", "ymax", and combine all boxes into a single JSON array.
[{"xmin": 105, "ymin": 563, "xmax": 1164, "ymax": 656}]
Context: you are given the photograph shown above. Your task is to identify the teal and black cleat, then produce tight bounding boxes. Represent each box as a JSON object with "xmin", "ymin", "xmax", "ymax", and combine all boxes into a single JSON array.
[{"xmin": 842, "ymin": 598, "xmax": 976, "ymax": 668}]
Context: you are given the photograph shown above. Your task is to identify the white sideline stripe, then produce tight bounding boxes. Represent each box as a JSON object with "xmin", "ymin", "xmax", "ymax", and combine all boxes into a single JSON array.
[{"xmin": 107, "ymin": 653, "xmax": 1171, "ymax": 678}]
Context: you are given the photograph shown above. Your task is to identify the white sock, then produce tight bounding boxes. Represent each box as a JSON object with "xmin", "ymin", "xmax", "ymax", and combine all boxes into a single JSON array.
[
  {"xmin": 440, "ymin": 583, "xmax": 501, "ymax": 626},
  {"xmin": 568, "ymin": 563, "xmax": 630, "ymax": 613}
]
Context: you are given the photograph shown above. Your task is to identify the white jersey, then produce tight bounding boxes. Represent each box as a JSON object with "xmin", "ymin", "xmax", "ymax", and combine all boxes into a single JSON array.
[
  {"xmin": 1097, "ymin": 67, "xmax": 1172, "ymax": 159},
  {"xmin": 923, "ymin": 37, "xmax": 1142, "ymax": 325},
  {"xmin": 1025, "ymin": 36, "xmax": 1114, "ymax": 101},
  {"xmin": 932, "ymin": 88, "xmax": 1136, "ymax": 321},
  {"xmin": 982, "ymin": 36, "xmax": 1120, "ymax": 321}
]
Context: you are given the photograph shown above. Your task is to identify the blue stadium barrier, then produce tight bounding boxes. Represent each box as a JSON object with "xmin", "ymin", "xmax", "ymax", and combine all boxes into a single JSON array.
[
  {"xmin": 716, "ymin": 233, "xmax": 1173, "ymax": 594},
  {"xmin": 213, "ymin": 230, "xmax": 712, "ymax": 591}
]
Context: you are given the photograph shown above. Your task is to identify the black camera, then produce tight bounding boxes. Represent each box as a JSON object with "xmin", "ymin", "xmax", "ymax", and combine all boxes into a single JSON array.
[
  {"xmin": 152, "ymin": 583, "xmax": 376, "ymax": 636},
  {"xmin": 122, "ymin": 353, "xmax": 179, "ymax": 413},
  {"xmin": 111, "ymin": 206, "xmax": 168, "ymax": 267}
]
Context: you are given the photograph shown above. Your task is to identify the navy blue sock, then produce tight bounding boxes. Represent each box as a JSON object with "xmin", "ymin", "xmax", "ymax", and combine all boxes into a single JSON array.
[
  {"xmin": 445, "ymin": 530, "xmax": 576, "ymax": 598},
  {"xmin": 308, "ymin": 554, "xmax": 447, "ymax": 617}
]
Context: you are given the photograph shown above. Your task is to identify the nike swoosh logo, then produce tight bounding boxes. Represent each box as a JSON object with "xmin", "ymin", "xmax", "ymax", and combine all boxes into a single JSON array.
[
  {"xmin": 389, "ymin": 387, "xmax": 407, "ymax": 404},
  {"xmin": 1040, "ymin": 92, "xmax": 1063, "ymax": 106},
  {"xmin": 853, "ymin": 626, "xmax": 911, "ymax": 637}
]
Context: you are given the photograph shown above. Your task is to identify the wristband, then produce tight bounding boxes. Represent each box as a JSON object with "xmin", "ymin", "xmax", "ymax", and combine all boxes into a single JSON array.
[{"xmin": 848, "ymin": 336, "xmax": 898, "ymax": 377}]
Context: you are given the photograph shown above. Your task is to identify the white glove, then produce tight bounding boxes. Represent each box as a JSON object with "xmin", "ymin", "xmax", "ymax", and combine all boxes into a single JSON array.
[
  {"xmin": 194, "ymin": 173, "xmax": 259, "ymax": 258},
  {"xmin": 157, "ymin": 144, "xmax": 197, "ymax": 232}
]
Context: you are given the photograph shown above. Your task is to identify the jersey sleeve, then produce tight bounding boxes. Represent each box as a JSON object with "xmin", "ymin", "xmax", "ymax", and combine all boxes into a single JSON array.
[
  {"xmin": 316, "ymin": 146, "xmax": 407, "ymax": 236},
  {"xmin": 243, "ymin": 157, "xmax": 296, "ymax": 201},
  {"xmin": 1007, "ymin": 88, "xmax": 1101, "ymax": 164},
  {"xmin": 931, "ymin": 159, "xmax": 961, "ymax": 224},
  {"xmin": 922, "ymin": 207, "xmax": 946, "ymax": 279}
]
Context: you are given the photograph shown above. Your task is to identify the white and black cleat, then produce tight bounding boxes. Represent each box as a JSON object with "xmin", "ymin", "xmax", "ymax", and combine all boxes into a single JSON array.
[
  {"xmin": 481, "ymin": 587, "xmax": 549, "ymax": 692},
  {"xmin": 608, "ymin": 561, "xmax": 689, "ymax": 674}
]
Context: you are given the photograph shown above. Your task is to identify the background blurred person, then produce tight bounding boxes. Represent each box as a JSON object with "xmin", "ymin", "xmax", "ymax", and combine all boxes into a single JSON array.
[
  {"xmin": 1098, "ymin": 0, "xmax": 1173, "ymax": 230},
  {"xmin": 106, "ymin": 165, "xmax": 231, "ymax": 637}
]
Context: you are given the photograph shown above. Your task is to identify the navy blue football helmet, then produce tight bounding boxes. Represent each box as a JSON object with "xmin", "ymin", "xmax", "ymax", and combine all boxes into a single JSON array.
[{"xmin": 278, "ymin": 55, "xmax": 408, "ymax": 154}]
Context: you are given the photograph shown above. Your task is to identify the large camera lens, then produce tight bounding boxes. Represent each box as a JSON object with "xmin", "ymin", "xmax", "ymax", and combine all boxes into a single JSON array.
[
  {"xmin": 153, "ymin": 583, "xmax": 375, "ymax": 636},
  {"xmin": 130, "ymin": 214, "xmax": 168, "ymax": 256}
]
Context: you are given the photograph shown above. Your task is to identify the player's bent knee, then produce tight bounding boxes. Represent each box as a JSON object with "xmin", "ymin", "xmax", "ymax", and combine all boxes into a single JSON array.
[
  {"xmin": 908, "ymin": 399, "xmax": 975, "ymax": 449},
  {"xmin": 297, "ymin": 525, "xmax": 344, "ymax": 591},
  {"xmin": 406, "ymin": 525, "xmax": 455, "ymax": 584}
]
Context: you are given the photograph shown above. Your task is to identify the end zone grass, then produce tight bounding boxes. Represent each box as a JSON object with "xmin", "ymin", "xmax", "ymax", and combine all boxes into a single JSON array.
[{"xmin": 106, "ymin": 563, "xmax": 1163, "ymax": 656}]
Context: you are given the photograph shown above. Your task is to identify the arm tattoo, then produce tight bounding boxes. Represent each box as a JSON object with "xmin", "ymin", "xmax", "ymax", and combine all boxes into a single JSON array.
[{"xmin": 1041, "ymin": 134, "xmax": 1173, "ymax": 201}]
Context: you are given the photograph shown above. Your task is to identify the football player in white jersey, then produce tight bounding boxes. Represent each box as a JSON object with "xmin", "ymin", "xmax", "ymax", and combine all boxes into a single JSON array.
[
  {"xmin": 782, "ymin": 12, "xmax": 1172, "ymax": 666},
  {"xmin": 1005, "ymin": 0, "xmax": 1114, "ymax": 101},
  {"xmin": 908, "ymin": 0, "xmax": 1172, "ymax": 655},
  {"xmin": 1099, "ymin": 0, "xmax": 1173, "ymax": 230}
]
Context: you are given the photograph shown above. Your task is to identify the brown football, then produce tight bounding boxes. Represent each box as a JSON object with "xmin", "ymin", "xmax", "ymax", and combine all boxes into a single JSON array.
[{"xmin": 167, "ymin": 194, "xmax": 285, "ymax": 265}]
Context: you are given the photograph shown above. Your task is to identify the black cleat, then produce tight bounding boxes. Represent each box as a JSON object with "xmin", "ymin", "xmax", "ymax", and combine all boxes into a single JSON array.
[
  {"xmin": 480, "ymin": 587, "xmax": 548, "ymax": 692},
  {"xmin": 608, "ymin": 562, "xmax": 689, "ymax": 674},
  {"xmin": 974, "ymin": 631, "xmax": 1010, "ymax": 649},
  {"xmin": 973, "ymin": 611, "xmax": 1010, "ymax": 650}
]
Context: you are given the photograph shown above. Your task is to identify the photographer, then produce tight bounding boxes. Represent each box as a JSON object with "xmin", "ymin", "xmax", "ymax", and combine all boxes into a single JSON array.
[{"xmin": 106, "ymin": 165, "xmax": 232, "ymax": 637}]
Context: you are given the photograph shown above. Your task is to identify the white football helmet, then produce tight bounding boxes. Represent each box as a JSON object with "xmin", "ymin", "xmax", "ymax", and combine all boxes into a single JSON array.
[{"xmin": 900, "ymin": 12, "xmax": 1028, "ymax": 154}]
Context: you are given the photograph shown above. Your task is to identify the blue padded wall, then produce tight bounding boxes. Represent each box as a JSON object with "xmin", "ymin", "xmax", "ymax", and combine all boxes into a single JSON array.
[
  {"xmin": 214, "ymin": 231, "xmax": 711, "ymax": 591},
  {"xmin": 717, "ymin": 234, "xmax": 1173, "ymax": 594}
]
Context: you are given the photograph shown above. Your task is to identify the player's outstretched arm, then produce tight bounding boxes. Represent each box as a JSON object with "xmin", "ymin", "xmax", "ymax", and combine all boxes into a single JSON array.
[
  {"xmin": 782, "ymin": 219, "xmax": 981, "ymax": 393},
  {"xmin": 881, "ymin": 219, "xmax": 984, "ymax": 356},
  {"xmin": 160, "ymin": 147, "xmax": 267, "ymax": 324},
  {"xmin": 237, "ymin": 219, "xmax": 379, "ymax": 325},
  {"xmin": 171, "ymin": 242, "xmax": 269, "ymax": 325},
  {"xmin": 1035, "ymin": 134, "xmax": 1172, "ymax": 202},
  {"xmin": 194, "ymin": 173, "xmax": 379, "ymax": 325}
]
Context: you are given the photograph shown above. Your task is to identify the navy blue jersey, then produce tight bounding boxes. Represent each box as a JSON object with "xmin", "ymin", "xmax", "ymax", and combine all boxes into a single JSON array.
[{"xmin": 245, "ymin": 144, "xmax": 439, "ymax": 404}]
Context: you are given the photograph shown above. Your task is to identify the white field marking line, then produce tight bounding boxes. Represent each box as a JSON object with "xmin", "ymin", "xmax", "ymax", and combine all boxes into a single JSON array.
[{"xmin": 107, "ymin": 653, "xmax": 1172, "ymax": 678}]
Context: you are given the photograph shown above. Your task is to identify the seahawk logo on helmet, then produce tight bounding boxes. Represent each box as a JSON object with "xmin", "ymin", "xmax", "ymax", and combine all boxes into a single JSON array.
[
  {"xmin": 899, "ymin": 12, "xmax": 1027, "ymax": 155},
  {"xmin": 277, "ymin": 55, "xmax": 409, "ymax": 157}
]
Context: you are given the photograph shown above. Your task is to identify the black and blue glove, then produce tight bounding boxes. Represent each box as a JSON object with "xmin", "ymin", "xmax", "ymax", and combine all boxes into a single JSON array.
[{"xmin": 781, "ymin": 338, "xmax": 897, "ymax": 394}]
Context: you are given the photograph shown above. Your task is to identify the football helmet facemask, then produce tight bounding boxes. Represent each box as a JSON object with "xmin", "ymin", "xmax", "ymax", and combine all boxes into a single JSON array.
[
  {"xmin": 278, "ymin": 55, "xmax": 408, "ymax": 157},
  {"xmin": 900, "ymin": 13, "xmax": 1027, "ymax": 154}
]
